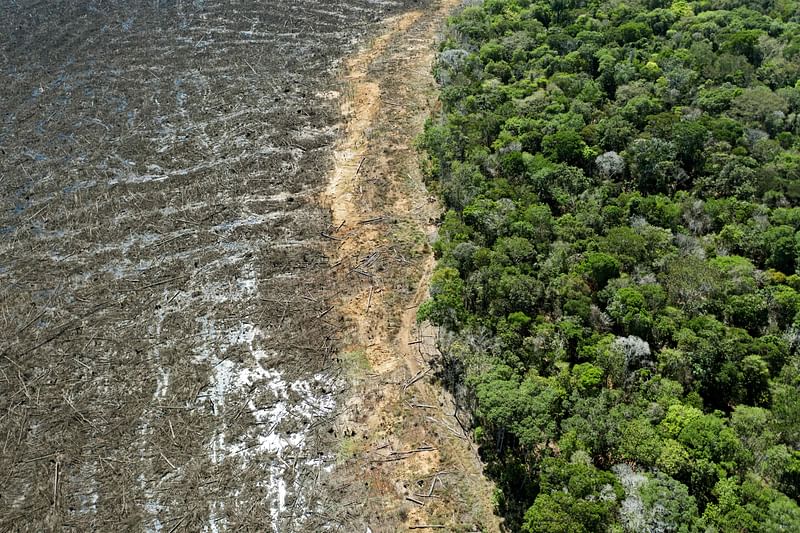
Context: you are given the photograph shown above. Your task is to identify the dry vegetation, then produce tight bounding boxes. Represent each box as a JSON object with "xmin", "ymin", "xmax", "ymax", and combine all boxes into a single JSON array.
[{"xmin": 0, "ymin": 0, "xmax": 438, "ymax": 530}]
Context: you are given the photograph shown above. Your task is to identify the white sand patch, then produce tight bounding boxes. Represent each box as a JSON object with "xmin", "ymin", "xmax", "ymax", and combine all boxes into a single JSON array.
[{"xmin": 188, "ymin": 259, "xmax": 337, "ymax": 529}]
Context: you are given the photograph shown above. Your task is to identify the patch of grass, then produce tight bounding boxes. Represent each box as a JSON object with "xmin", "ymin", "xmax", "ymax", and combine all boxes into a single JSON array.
[
  {"xmin": 337, "ymin": 436, "xmax": 362, "ymax": 464},
  {"xmin": 391, "ymin": 220, "xmax": 428, "ymax": 260},
  {"xmin": 340, "ymin": 348, "xmax": 371, "ymax": 374}
]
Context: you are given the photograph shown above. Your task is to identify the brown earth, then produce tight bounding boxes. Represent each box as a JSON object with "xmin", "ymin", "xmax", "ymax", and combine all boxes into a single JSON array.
[{"xmin": 319, "ymin": 2, "xmax": 502, "ymax": 531}]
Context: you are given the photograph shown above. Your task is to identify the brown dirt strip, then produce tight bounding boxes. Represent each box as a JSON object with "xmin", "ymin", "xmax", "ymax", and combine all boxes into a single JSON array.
[{"xmin": 320, "ymin": 1, "xmax": 502, "ymax": 531}]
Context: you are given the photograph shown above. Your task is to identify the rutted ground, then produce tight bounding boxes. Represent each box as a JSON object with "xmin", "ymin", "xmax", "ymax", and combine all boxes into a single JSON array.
[
  {"xmin": 321, "ymin": 1, "xmax": 501, "ymax": 530},
  {"xmin": 0, "ymin": 0, "xmax": 427, "ymax": 530}
]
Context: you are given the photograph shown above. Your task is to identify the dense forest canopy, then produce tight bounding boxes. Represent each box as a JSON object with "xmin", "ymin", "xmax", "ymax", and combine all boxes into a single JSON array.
[{"xmin": 420, "ymin": 0, "xmax": 800, "ymax": 530}]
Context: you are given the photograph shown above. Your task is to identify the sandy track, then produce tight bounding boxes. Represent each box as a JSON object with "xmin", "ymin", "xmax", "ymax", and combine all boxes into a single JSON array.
[{"xmin": 320, "ymin": 1, "xmax": 501, "ymax": 530}]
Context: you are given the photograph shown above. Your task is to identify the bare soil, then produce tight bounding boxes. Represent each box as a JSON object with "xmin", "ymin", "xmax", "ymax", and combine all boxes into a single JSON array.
[
  {"xmin": 0, "ymin": 1, "xmax": 441, "ymax": 531},
  {"xmin": 319, "ymin": 2, "xmax": 502, "ymax": 531}
]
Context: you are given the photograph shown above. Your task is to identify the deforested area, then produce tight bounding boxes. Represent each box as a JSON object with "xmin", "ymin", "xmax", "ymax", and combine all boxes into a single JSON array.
[{"xmin": 0, "ymin": 0, "xmax": 428, "ymax": 530}]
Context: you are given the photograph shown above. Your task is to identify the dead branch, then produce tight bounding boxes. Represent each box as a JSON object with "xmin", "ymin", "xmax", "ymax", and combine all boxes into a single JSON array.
[{"xmin": 402, "ymin": 368, "xmax": 430, "ymax": 392}]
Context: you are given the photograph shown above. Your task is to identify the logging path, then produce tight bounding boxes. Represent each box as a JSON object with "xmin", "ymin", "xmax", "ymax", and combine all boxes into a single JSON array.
[{"xmin": 322, "ymin": 0, "xmax": 502, "ymax": 530}]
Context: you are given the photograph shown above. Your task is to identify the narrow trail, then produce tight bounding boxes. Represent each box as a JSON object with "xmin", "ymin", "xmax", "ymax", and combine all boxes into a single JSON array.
[{"xmin": 321, "ymin": 0, "xmax": 502, "ymax": 530}]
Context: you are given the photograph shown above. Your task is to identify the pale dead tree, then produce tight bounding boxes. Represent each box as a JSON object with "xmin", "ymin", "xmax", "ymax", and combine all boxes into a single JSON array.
[{"xmin": 595, "ymin": 151, "xmax": 625, "ymax": 180}]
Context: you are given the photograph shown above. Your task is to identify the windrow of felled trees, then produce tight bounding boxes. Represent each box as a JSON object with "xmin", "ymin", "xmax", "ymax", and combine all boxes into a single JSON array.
[{"xmin": 419, "ymin": 0, "xmax": 800, "ymax": 530}]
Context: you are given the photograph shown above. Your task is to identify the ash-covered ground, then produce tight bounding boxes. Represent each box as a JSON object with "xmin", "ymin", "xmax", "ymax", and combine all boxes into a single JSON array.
[{"xmin": 0, "ymin": 0, "xmax": 427, "ymax": 530}]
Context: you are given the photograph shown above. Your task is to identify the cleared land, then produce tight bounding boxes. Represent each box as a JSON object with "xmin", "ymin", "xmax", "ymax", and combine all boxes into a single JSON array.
[{"xmin": 0, "ymin": 0, "xmax": 429, "ymax": 530}]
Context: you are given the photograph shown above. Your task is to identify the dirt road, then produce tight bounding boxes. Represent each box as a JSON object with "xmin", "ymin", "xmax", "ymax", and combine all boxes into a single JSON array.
[{"xmin": 321, "ymin": 1, "xmax": 501, "ymax": 530}]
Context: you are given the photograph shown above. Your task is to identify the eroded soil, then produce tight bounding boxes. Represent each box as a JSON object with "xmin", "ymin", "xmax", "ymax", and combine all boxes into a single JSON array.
[{"xmin": 320, "ymin": 2, "xmax": 501, "ymax": 530}]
